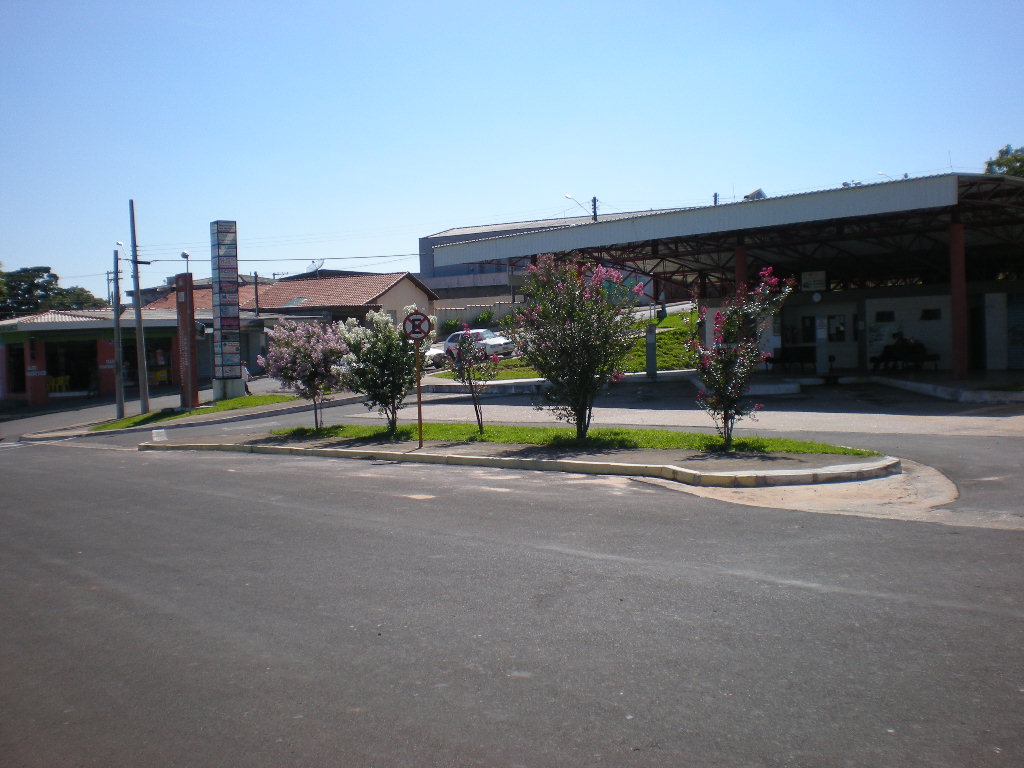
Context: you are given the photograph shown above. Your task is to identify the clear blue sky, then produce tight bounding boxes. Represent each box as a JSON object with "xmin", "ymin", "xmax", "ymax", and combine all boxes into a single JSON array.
[{"xmin": 2, "ymin": 0, "xmax": 1021, "ymax": 302}]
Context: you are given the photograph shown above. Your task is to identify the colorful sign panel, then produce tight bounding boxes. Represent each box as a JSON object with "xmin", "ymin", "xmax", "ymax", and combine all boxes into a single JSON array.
[{"xmin": 211, "ymin": 220, "xmax": 241, "ymax": 380}]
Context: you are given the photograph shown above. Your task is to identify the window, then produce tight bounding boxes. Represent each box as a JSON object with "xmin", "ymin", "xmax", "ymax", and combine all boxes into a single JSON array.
[
  {"xmin": 921, "ymin": 308, "xmax": 941, "ymax": 321},
  {"xmin": 800, "ymin": 316, "xmax": 816, "ymax": 344},
  {"xmin": 827, "ymin": 315, "xmax": 846, "ymax": 342},
  {"xmin": 875, "ymin": 310, "xmax": 895, "ymax": 323}
]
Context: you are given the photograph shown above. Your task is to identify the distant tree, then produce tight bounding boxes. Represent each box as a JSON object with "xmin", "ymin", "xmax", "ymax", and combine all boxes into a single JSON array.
[
  {"xmin": 258, "ymin": 320, "xmax": 349, "ymax": 429},
  {"xmin": 985, "ymin": 145, "xmax": 1024, "ymax": 177},
  {"xmin": 0, "ymin": 266, "xmax": 106, "ymax": 318},
  {"xmin": 503, "ymin": 254, "xmax": 641, "ymax": 440},
  {"xmin": 337, "ymin": 306, "xmax": 433, "ymax": 434},
  {"xmin": 0, "ymin": 266, "xmax": 59, "ymax": 319},
  {"xmin": 43, "ymin": 285, "xmax": 108, "ymax": 311}
]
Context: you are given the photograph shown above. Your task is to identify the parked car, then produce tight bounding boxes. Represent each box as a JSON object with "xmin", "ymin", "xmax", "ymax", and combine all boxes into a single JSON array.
[
  {"xmin": 421, "ymin": 343, "xmax": 447, "ymax": 368},
  {"xmin": 443, "ymin": 329, "xmax": 515, "ymax": 360}
]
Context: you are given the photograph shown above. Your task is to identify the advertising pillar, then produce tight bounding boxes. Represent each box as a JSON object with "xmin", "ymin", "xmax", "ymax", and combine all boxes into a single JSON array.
[{"xmin": 210, "ymin": 220, "xmax": 244, "ymax": 400}]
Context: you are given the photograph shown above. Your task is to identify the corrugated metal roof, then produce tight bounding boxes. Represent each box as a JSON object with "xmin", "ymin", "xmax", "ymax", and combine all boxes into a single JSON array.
[
  {"xmin": 428, "ymin": 210, "xmax": 682, "ymax": 239},
  {"xmin": 432, "ymin": 174, "xmax": 971, "ymax": 267}
]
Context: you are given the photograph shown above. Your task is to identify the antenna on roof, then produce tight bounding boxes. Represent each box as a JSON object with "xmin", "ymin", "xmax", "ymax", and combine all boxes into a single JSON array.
[{"xmin": 307, "ymin": 259, "xmax": 325, "ymax": 278}]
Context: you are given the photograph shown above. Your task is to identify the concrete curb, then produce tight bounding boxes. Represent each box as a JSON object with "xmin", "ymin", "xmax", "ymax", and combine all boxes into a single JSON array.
[
  {"xmin": 136, "ymin": 441, "xmax": 903, "ymax": 488},
  {"xmin": 18, "ymin": 394, "xmax": 367, "ymax": 442},
  {"xmin": 868, "ymin": 375, "xmax": 1024, "ymax": 404}
]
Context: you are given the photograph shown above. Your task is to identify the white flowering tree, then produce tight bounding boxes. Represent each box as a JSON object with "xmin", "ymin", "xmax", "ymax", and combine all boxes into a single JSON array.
[
  {"xmin": 336, "ymin": 307, "xmax": 433, "ymax": 434},
  {"xmin": 503, "ymin": 254, "xmax": 642, "ymax": 440},
  {"xmin": 258, "ymin": 320, "xmax": 349, "ymax": 429}
]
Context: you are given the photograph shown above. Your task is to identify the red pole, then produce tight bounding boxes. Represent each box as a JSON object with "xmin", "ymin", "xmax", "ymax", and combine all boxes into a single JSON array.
[
  {"xmin": 949, "ymin": 219, "xmax": 968, "ymax": 380},
  {"xmin": 416, "ymin": 345, "xmax": 423, "ymax": 448}
]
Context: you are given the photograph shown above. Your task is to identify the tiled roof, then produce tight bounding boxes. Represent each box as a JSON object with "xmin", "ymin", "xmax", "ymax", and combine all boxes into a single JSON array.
[
  {"xmin": 144, "ymin": 285, "xmax": 258, "ymax": 310},
  {"xmin": 251, "ymin": 272, "xmax": 409, "ymax": 309},
  {"xmin": 0, "ymin": 307, "xmax": 187, "ymax": 330},
  {"xmin": 142, "ymin": 272, "xmax": 433, "ymax": 311}
]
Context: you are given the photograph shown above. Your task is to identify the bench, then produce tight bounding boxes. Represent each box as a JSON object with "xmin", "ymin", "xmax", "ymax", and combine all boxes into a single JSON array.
[
  {"xmin": 870, "ymin": 340, "xmax": 939, "ymax": 371},
  {"xmin": 767, "ymin": 346, "xmax": 816, "ymax": 372}
]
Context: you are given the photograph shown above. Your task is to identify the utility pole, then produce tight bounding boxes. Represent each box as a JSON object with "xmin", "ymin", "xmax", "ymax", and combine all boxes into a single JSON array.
[
  {"xmin": 129, "ymin": 199, "xmax": 150, "ymax": 414},
  {"xmin": 112, "ymin": 250, "xmax": 125, "ymax": 419},
  {"xmin": 253, "ymin": 272, "xmax": 261, "ymax": 317},
  {"xmin": 591, "ymin": 196, "xmax": 598, "ymax": 222}
]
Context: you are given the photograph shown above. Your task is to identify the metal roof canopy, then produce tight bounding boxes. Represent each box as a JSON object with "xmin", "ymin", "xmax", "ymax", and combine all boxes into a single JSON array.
[{"xmin": 433, "ymin": 174, "xmax": 1024, "ymax": 296}]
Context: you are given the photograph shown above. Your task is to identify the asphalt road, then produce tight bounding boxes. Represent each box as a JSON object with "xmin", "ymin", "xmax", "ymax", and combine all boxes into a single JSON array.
[{"xmin": 2, "ymin": 408, "xmax": 1023, "ymax": 766}]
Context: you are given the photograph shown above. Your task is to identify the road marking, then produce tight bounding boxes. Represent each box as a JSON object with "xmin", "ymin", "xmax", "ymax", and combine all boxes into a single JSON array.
[{"xmin": 536, "ymin": 544, "xmax": 1024, "ymax": 620}]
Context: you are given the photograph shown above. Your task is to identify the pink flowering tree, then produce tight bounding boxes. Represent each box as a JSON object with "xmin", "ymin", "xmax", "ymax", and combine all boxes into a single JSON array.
[
  {"xmin": 694, "ymin": 267, "xmax": 792, "ymax": 451},
  {"xmin": 258, "ymin": 319, "xmax": 349, "ymax": 429},
  {"xmin": 503, "ymin": 253, "xmax": 641, "ymax": 440},
  {"xmin": 446, "ymin": 324, "xmax": 502, "ymax": 434}
]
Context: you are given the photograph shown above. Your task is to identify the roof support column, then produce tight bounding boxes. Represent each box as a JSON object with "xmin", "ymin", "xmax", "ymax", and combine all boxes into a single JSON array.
[
  {"xmin": 949, "ymin": 217, "xmax": 968, "ymax": 379},
  {"xmin": 734, "ymin": 240, "xmax": 748, "ymax": 291}
]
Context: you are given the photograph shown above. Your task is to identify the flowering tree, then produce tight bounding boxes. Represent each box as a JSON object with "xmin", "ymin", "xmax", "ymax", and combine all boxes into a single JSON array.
[
  {"xmin": 504, "ymin": 253, "xmax": 642, "ymax": 440},
  {"xmin": 694, "ymin": 267, "xmax": 791, "ymax": 450},
  {"xmin": 446, "ymin": 324, "xmax": 502, "ymax": 434},
  {"xmin": 336, "ymin": 307, "xmax": 432, "ymax": 434},
  {"xmin": 258, "ymin": 320, "xmax": 348, "ymax": 429}
]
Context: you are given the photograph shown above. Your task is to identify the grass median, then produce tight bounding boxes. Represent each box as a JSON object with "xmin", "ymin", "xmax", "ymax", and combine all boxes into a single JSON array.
[
  {"xmin": 90, "ymin": 394, "xmax": 297, "ymax": 431},
  {"xmin": 272, "ymin": 422, "xmax": 879, "ymax": 456}
]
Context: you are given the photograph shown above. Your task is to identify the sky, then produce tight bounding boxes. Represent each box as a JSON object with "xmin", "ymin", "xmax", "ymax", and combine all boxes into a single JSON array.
[{"xmin": 1, "ymin": 0, "xmax": 1022, "ymax": 303}]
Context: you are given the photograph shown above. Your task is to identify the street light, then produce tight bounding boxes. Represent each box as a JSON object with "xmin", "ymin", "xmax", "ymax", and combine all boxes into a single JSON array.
[
  {"xmin": 564, "ymin": 194, "xmax": 598, "ymax": 221},
  {"xmin": 181, "ymin": 251, "xmax": 191, "ymax": 273},
  {"xmin": 117, "ymin": 199, "xmax": 151, "ymax": 413}
]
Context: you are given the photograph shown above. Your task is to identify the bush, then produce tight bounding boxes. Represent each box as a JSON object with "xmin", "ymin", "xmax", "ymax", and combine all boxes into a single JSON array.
[
  {"xmin": 472, "ymin": 308, "xmax": 495, "ymax": 327},
  {"xmin": 439, "ymin": 318, "xmax": 462, "ymax": 336}
]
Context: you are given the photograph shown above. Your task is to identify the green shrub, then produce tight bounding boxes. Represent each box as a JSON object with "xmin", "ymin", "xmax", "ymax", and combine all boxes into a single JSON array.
[{"xmin": 439, "ymin": 318, "xmax": 462, "ymax": 335}]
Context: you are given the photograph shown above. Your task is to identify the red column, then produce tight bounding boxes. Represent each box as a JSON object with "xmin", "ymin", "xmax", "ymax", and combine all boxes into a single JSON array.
[
  {"xmin": 25, "ymin": 340, "xmax": 48, "ymax": 405},
  {"xmin": 734, "ymin": 243, "xmax": 748, "ymax": 291},
  {"xmin": 97, "ymin": 339, "xmax": 116, "ymax": 396},
  {"xmin": 949, "ymin": 220, "xmax": 968, "ymax": 379}
]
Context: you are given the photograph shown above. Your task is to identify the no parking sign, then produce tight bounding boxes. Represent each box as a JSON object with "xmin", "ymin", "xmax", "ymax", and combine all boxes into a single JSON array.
[
  {"xmin": 403, "ymin": 311, "xmax": 432, "ymax": 447},
  {"xmin": 402, "ymin": 311, "xmax": 432, "ymax": 340}
]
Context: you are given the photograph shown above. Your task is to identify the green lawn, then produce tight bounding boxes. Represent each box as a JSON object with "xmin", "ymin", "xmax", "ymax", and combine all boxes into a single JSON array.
[
  {"xmin": 90, "ymin": 394, "xmax": 296, "ymax": 431},
  {"xmin": 272, "ymin": 422, "xmax": 878, "ymax": 456},
  {"xmin": 433, "ymin": 311, "xmax": 700, "ymax": 380}
]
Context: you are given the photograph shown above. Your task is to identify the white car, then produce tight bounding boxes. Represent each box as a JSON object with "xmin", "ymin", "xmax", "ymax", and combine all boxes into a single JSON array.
[
  {"xmin": 443, "ymin": 329, "xmax": 515, "ymax": 359},
  {"xmin": 421, "ymin": 343, "xmax": 447, "ymax": 368}
]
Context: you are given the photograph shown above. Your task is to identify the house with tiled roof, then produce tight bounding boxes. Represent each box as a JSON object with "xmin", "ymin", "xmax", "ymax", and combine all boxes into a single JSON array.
[
  {"xmin": 143, "ymin": 272, "xmax": 437, "ymax": 323},
  {"xmin": 1, "ymin": 273, "xmax": 437, "ymax": 406}
]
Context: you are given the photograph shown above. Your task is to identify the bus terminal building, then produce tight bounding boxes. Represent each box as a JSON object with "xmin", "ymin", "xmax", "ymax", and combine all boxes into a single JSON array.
[{"xmin": 421, "ymin": 173, "xmax": 1024, "ymax": 378}]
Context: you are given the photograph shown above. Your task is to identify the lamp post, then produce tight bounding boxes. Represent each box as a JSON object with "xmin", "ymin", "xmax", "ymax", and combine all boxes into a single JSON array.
[
  {"xmin": 564, "ymin": 194, "xmax": 598, "ymax": 222},
  {"xmin": 112, "ymin": 249, "xmax": 126, "ymax": 419},
  {"xmin": 118, "ymin": 198, "xmax": 150, "ymax": 414},
  {"xmin": 181, "ymin": 251, "xmax": 191, "ymax": 273}
]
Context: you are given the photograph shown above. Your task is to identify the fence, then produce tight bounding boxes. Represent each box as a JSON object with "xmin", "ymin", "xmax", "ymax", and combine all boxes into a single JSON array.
[{"xmin": 433, "ymin": 301, "xmax": 518, "ymax": 334}]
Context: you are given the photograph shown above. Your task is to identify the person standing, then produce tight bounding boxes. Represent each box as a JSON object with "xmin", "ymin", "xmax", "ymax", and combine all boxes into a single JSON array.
[{"xmin": 241, "ymin": 360, "xmax": 252, "ymax": 395}]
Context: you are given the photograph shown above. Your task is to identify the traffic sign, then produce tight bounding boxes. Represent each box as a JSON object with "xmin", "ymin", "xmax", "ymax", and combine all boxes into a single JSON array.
[{"xmin": 403, "ymin": 311, "xmax": 432, "ymax": 340}]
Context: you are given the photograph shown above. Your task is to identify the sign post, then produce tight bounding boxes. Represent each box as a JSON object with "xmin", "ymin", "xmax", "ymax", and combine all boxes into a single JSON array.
[{"xmin": 402, "ymin": 311, "xmax": 432, "ymax": 448}]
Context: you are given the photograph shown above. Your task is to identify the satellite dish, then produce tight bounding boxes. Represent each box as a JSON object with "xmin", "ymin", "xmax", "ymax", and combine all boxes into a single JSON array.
[
  {"xmin": 742, "ymin": 188, "xmax": 767, "ymax": 201},
  {"xmin": 307, "ymin": 259, "xmax": 325, "ymax": 273}
]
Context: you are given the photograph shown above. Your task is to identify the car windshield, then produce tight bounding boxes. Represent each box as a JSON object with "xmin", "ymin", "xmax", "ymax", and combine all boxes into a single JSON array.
[{"xmin": 472, "ymin": 330, "xmax": 497, "ymax": 339}]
